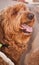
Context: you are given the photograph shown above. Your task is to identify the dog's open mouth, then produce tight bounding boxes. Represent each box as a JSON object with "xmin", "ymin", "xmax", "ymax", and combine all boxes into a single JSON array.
[{"xmin": 20, "ymin": 24, "xmax": 33, "ymax": 35}]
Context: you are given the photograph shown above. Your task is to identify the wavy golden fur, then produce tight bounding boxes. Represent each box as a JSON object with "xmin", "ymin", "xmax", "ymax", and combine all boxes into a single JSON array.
[{"xmin": 0, "ymin": 3, "xmax": 35, "ymax": 65}]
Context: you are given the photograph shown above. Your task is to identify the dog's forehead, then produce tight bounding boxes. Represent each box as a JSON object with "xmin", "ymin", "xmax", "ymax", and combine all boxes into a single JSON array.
[
  {"xmin": 10, "ymin": 4, "xmax": 29, "ymax": 14},
  {"xmin": 18, "ymin": 10, "xmax": 31, "ymax": 17},
  {"xmin": 3, "ymin": 4, "xmax": 30, "ymax": 18}
]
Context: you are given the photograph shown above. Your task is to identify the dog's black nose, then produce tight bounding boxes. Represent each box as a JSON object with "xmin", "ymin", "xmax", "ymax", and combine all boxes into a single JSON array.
[{"xmin": 27, "ymin": 13, "xmax": 34, "ymax": 20}]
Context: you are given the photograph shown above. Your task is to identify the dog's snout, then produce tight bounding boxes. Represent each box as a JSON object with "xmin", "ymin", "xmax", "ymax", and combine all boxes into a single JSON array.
[{"xmin": 27, "ymin": 13, "xmax": 34, "ymax": 20}]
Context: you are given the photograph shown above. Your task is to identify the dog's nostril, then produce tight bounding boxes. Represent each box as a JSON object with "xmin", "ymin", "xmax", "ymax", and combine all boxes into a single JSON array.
[{"xmin": 27, "ymin": 13, "xmax": 34, "ymax": 20}]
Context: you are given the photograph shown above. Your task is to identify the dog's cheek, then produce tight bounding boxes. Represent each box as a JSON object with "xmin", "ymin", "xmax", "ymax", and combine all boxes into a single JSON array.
[{"xmin": 13, "ymin": 21, "xmax": 21, "ymax": 32}]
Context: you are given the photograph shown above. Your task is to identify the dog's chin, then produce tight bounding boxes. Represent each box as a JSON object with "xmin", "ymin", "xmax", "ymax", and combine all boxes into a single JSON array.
[{"xmin": 20, "ymin": 24, "xmax": 33, "ymax": 35}]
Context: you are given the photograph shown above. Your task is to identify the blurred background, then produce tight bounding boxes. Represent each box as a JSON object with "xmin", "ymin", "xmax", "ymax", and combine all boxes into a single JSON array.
[{"xmin": 13, "ymin": 0, "xmax": 39, "ymax": 2}]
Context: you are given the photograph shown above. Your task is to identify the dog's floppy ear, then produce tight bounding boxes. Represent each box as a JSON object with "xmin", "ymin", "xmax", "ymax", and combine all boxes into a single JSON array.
[
  {"xmin": 0, "ymin": 26, "xmax": 3, "ymax": 41},
  {"xmin": 0, "ymin": 14, "xmax": 4, "ymax": 41}
]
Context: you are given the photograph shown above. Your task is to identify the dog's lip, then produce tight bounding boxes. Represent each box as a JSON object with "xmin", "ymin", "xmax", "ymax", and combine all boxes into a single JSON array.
[{"xmin": 20, "ymin": 24, "xmax": 33, "ymax": 34}]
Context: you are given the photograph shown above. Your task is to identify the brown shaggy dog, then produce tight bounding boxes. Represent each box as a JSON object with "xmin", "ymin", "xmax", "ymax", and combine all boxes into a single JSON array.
[
  {"xmin": 26, "ymin": 49, "xmax": 39, "ymax": 65},
  {"xmin": 0, "ymin": 3, "xmax": 35, "ymax": 65}
]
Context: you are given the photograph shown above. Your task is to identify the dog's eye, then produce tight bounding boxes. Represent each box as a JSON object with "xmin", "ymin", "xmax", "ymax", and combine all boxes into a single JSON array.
[
  {"xmin": 12, "ymin": 11, "xmax": 17, "ymax": 15},
  {"xmin": 11, "ymin": 8, "xmax": 18, "ymax": 16}
]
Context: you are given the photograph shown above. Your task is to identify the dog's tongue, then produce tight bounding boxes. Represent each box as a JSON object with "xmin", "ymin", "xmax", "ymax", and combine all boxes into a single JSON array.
[{"xmin": 21, "ymin": 24, "xmax": 33, "ymax": 33}]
